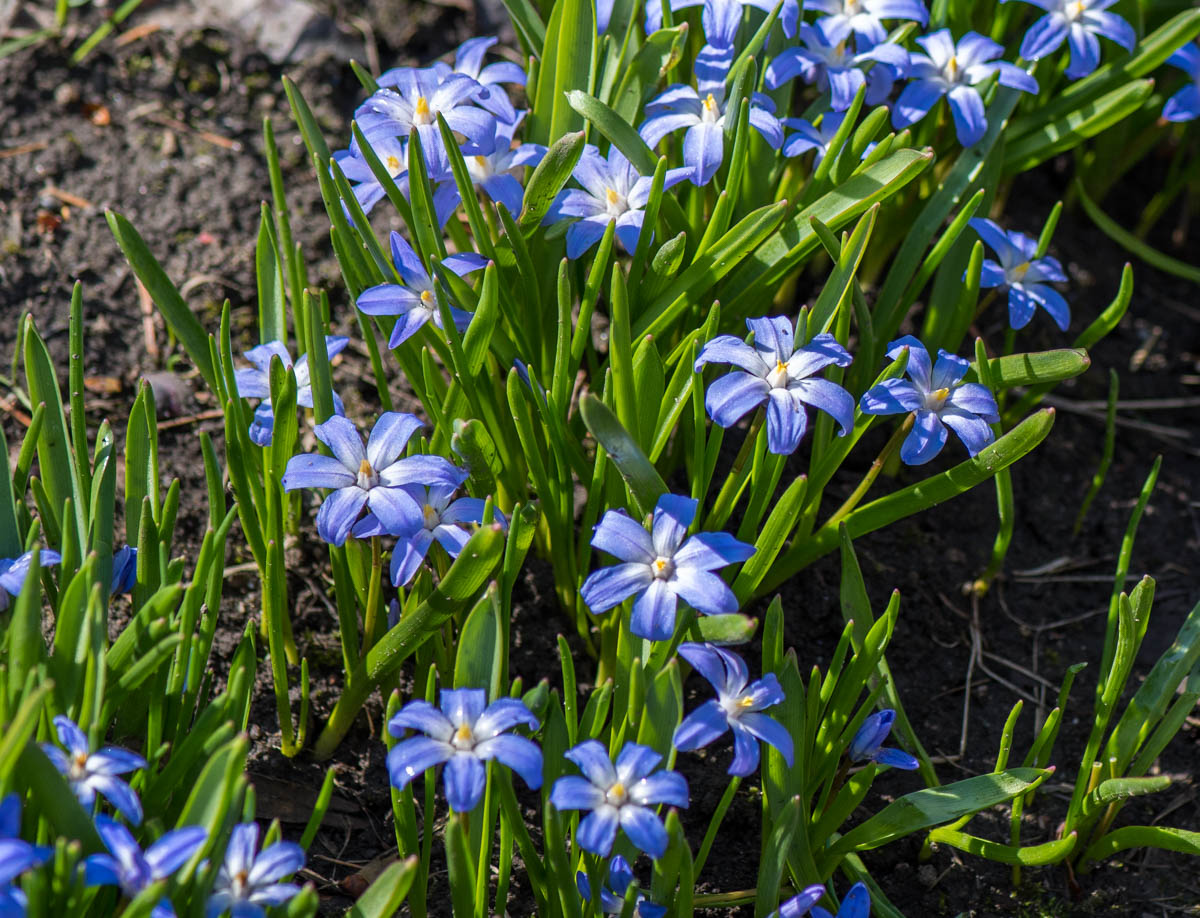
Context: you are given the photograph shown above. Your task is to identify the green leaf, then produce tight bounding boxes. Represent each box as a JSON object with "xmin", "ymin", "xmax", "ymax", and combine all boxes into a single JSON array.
[
  {"xmin": 611, "ymin": 26, "xmax": 689, "ymax": 123},
  {"xmin": 453, "ymin": 583, "xmax": 504, "ymax": 700},
  {"xmin": 106, "ymin": 211, "xmax": 217, "ymax": 393},
  {"xmin": 694, "ymin": 613, "xmax": 758, "ymax": 645},
  {"xmin": 256, "ymin": 203, "xmax": 287, "ymax": 343},
  {"xmin": 518, "ymin": 130, "xmax": 586, "ymax": 232},
  {"xmin": 1081, "ymin": 825, "xmax": 1200, "ymax": 866},
  {"xmin": 829, "ymin": 768, "xmax": 1052, "ymax": 854},
  {"xmin": 0, "ymin": 424, "xmax": 22, "ymax": 558},
  {"xmin": 927, "ymin": 827, "xmax": 1076, "ymax": 866},
  {"xmin": 636, "ymin": 659, "xmax": 682, "ymax": 759},
  {"xmin": 755, "ymin": 796, "xmax": 800, "ymax": 918},
  {"xmin": 567, "ymin": 90, "xmax": 655, "ymax": 174},
  {"xmin": 346, "ymin": 856, "xmax": 420, "ymax": 918},
  {"xmin": 579, "ymin": 393, "xmax": 668, "ymax": 516},
  {"xmin": 968, "ymin": 348, "xmax": 1091, "ymax": 389},
  {"xmin": 530, "ymin": 0, "xmax": 595, "ymax": 144}
]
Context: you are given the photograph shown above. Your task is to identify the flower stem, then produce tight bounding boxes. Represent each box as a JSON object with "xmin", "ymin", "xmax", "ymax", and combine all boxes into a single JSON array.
[
  {"xmin": 824, "ymin": 413, "xmax": 915, "ymax": 529},
  {"xmin": 693, "ymin": 775, "xmax": 741, "ymax": 877},
  {"xmin": 361, "ymin": 536, "xmax": 384, "ymax": 659}
]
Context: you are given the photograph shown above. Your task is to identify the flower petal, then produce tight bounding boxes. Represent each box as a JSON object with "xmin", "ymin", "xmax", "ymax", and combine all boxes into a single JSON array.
[
  {"xmin": 615, "ymin": 743, "xmax": 662, "ymax": 784},
  {"xmin": 315, "ymin": 487, "xmax": 369, "ymax": 546},
  {"xmin": 705, "ymin": 372, "xmax": 769, "ymax": 427},
  {"xmin": 630, "ymin": 578, "xmax": 678, "ymax": 640},
  {"xmin": 474, "ymin": 734, "xmax": 544, "ymax": 790},
  {"xmin": 387, "ymin": 736, "xmax": 453, "ymax": 789},
  {"xmin": 550, "ymin": 775, "xmax": 607, "ymax": 811},
  {"xmin": 900, "ymin": 410, "xmax": 948, "ymax": 465},
  {"xmin": 669, "ymin": 567, "xmax": 738, "ymax": 616},
  {"xmin": 443, "ymin": 754, "xmax": 487, "ymax": 811},
  {"xmin": 789, "ymin": 378, "xmax": 855, "ymax": 435},
  {"xmin": 314, "ymin": 416, "xmax": 366, "ymax": 471},
  {"xmin": 651, "ymin": 494, "xmax": 697, "ymax": 556},
  {"xmin": 576, "ymin": 806, "xmax": 620, "ymax": 856},
  {"xmin": 282, "ymin": 455, "xmax": 356, "ymax": 492},
  {"xmin": 765, "ymin": 387, "xmax": 809, "ymax": 454},
  {"xmin": 590, "ymin": 510, "xmax": 655, "ymax": 563},
  {"xmin": 581, "ymin": 562, "xmax": 654, "ymax": 613},
  {"xmin": 672, "ymin": 700, "xmax": 729, "ymax": 751},
  {"xmin": 619, "ymin": 805, "xmax": 670, "ymax": 858},
  {"xmin": 939, "ymin": 406, "xmax": 996, "ymax": 457},
  {"xmin": 564, "ymin": 740, "xmax": 618, "ymax": 788},
  {"xmin": 739, "ymin": 713, "xmax": 794, "ymax": 767},
  {"xmin": 673, "ymin": 531, "xmax": 754, "ymax": 571}
]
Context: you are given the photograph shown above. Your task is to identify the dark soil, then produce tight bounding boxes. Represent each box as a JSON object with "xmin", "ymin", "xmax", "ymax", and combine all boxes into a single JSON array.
[{"xmin": 1, "ymin": 4, "xmax": 1197, "ymax": 916}]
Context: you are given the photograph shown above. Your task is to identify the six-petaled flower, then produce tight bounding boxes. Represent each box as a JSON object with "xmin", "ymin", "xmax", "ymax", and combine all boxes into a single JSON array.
[
  {"xmin": 847, "ymin": 710, "xmax": 920, "ymax": 769},
  {"xmin": 205, "ymin": 822, "xmax": 305, "ymax": 918},
  {"xmin": 859, "ymin": 336, "xmax": 1000, "ymax": 465},
  {"xmin": 766, "ymin": 19, "xmax": 910, "ymax": 111},
  {"xmin": 465, "ymin": 116, "xmax": 546, "ymax": 214},
  {"xmin": 356, "ymin": 232, "xmax": 487, "ymax": 349},
  {"xmin": 1007, "ymin": 0, "xmax": 1135, "ymax": 79},
  {"xmin": 547, "ymin": 144, "xmax": 691, "ymax": 258},
  {"xmin": 234, "ymin": 336, "xmax": 349, "ymax": 446},
  {"xmin": 696, "ymin": 316, "xmax": 855, "ymax": 455},
  {"xmin": 356, "ymin": 67, "xmax": 498, "ymax": 160},
  {"xmin": 892, "ymin": 29, "xmax": 1038, "ymax": 146},
  {"xmin": 41, "ymin": 715, "xmax": 147, "ymax": 825},
  {"xmin": 808, "ymin": 0, "xmax": 929, "ymax": 45},
  {"xmin": 84, "ymin": 816, "xmax": 208, "ymax": 918},
  {"xmin": 281, "ymin": 413, "xmax": 468, "ymax": 546},
  {"xmin": 970, "ymin": 217, "xmax": 1070, "ymax": 331},
  {"xmin": 549, "ymin": 741, "xmax": 688, "ymax": 858},
  {"xmin": 580, "ymin": 493, "xmax": 754, "ymax": 641},
  {"xmin": 576, "ymin": 855, "xmax": 666, "ymax": 917},
  {"xmin": 674, "ymin": 642, "xmax": 794, "ymax": 776},
  {"xmin": 387, "ymin": 689, "xmax": 543, "ymax": 812}
]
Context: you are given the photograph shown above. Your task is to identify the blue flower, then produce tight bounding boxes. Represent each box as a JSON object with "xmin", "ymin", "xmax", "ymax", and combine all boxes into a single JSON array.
[
  {"xmin": 546, "ymin": 145, "xmax": 691, "ymax": 258},
  {"xmin": 41, "ymin": 715, "xmax": 146, "ymax": 825},
  {"xmin": 892, "ymin": 30, "xmax": 1038, "ymax": 146},
  {"xmin": 782, "ymin": 111, "xmax": 849, "ymax": 163},
  {"xmin": 0, "ymin": 794, "xmax": 52, "ymax": 916},
  {"xmin": 84, "ymin": 816, "xmax": 207, "ymax": 918},
  {"xmin": 356, "ymin": 233, "xmax": 487, "ymax": 349},
  {"xmin": 640, "ymin": 84, "xmax": 783, "ymax": 186},
  {"xmin": 644, "ymin": 0, "xmax": 800, "ymax": 42},
  {"xmin": 848, "ymin": 710, "xmax": 919, "ymax": 769},
  {"xmin": 673, "ymin": 643, "xmax": 793, "ymax": 776},
  {"xmin": 811, "ymin": 883, "xmax": 871, "ymax": 918},
  {"xmin": 0, "ymin": 549, "xmax": 60, "ymax": 612},
  {"xmin": 807, "ymin": 0, "xmax": 928, "ymax": 45},
  {"xmin": 205, "ymin": 822, "xmax": 305, "ymax": 918},
  {"xmin": 387, "ymin": 688, "xmax": 543, "ymax": 812},
  {"xmin": 234, "ymin": 336, "xmax": 349, "ymax": 447},
  {"xmin": 1163, "ymin": 41, "xmax": 1200, "ymax": 122},
  {"xmin": 465, "ymin": 116, "xmax": 546, "ymax": 214},
  {"xmin": 110, "ymin": 546, "xmax": 138, "ymax": 594},
  {"xmin": 281, "ymin": 413, "xmax": 467, "ymax": 546},
  {"xmin": 765, "ymin": 20, "xmax": 910, "ymax": 111},
  {"xmin": 580, "ymin": 494, "xmax": 754, "ymax": 642},
  {"xmin": 356, "ymin": 67, "xmax": 498, "ymax": 159},
  {"xmin": 695, "ymin": 316, "xmax": 855, "ymax": 455},
  {"xmin": 550, "ymin": 741, "xmax": 688, "ymax": 858},
  {"xmin": 859, "ymin": 336, "xmax": 999, "ymax": 465},
  {"xmin": 769, "ymin": 883, "xmax": 828, "ymax": 917},
  {"xmin": 1008, "ymin": 0, "xmax": 1135, "ymax": 79},
  {"xmin": 969, "ymin": 218, "xmax": 1070, "ymax": 331},
  {"xmin": 352, "ymin": 485, "xmax": 508, "ymax": 586},
  {"xmin": 575, "ymin": 855, "xmax": 666, "ymax": 917}
]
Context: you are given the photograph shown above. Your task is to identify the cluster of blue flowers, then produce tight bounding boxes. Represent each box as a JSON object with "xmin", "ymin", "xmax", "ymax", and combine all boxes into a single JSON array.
[{"xmin": 0, "ymin": 715, "xmax": 308, "ymax": 917}]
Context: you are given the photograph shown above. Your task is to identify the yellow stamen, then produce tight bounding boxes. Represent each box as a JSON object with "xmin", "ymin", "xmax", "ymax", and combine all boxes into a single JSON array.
[
  {"xmin": 415, "ymin": 96, "xmax": 430, "ymax": 118},
  {"xmin": 454, "ymin": 724, "xmax": 473, "ymax": 742},
  {"xmin": 386, "ymin": 155, "xmax": 401, "ymax": 173},
  {"xmin": 605, "ymin": 188, "xmax": 620, "ymax": 206},
  {"xmin": 358, "ymin": 458, "xmax": 373, "ymax": 478},
  {"xmin": 423, "ymin": 504, "xmax": 439, "ymax": 528},
  {"xmin": 946, "ymin": 55, "xmax": 959, "ymax": 80},
  {"xmin": 610, "ymin": 781, "xmax": 625, "ymax": 797},
  {"xmin": 738, "ymin": 696, "xmax": 755, "ymax": 708},
  {"xmin": 420, "ymin": 289, "xmax": 434, "ymax": 304},
  {"xmin": 474, "ymin": 155, "xmax": 487, "ymax": 168},
  {"xmin": 704, "ymin": 93, "xmax": 718, "ymax": 112}
]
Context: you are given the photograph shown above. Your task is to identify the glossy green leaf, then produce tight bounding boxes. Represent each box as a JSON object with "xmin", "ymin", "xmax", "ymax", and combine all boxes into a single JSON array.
[
  {"xmin": 531, "ymin": 0, "xmax": 594, "ymax": 144},
  {"xmin": 927, "ymin": 827, "xmax": 1076, "ymax": 866},
  {"xmin": 347, "ymin": 856, "xmax": 420, "ymax": 918},
  {"xmin": 518, "ymin": 130, "xmax": 586, "ymax": 232},
  {"xmin": 579, "ymin": 393, "xmax": 668, "ymax": 515}
]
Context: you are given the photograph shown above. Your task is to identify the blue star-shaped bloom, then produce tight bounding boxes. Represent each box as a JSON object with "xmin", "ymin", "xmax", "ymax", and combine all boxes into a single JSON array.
[
  {"xmin": 1163, "ymin": 41, "xmax": 1200, "ymax": 122},
  {"xmin": 0, "ymin": 549, "xmax": 60, "ymax": 612},
  {"xmin": 205, "ymin": 822, "xmax": 305, "ymax": 918},
  {"xmin": 673, "ymin": 642, "xmax": 794, "ymax": 776},
  {"xmin": 381, "ymin": 37, "xmax": 527, "ymax": 125},
  {"xmin": 356, "ymin": 67, "xmax": 498, "ymax": 159},
  {"xmin": 386, "ymin": 689, "xmax": 543, "ymax": 812},
  {"xmin": 356, "ymin": 232, "xmax": 487, "ymax": 349},
  {"xmin": 859, "ymin": 336, "xmax": 1000, "ymax": 465},
  {"xmin": 0, "ymin": 794, "xmax": 52, "ymax": 915},
  {"xmin": 351, "ymin": 484, "xmax": 508, "ymax": 587},
  {"xmin": 969, "ymin": 218, "xmax": 1070, "ymax": 331},
  {"xmin": 765, "ymin": 19, "xmax": 910, "ymax": 111},
  {"xmin": 41, "ymin": 715, "xmax": 147, "ymax": 825},
  {"xmin": 281, "ymin": 413, "xmax": 467, "ymax": 546},
  {"xmin": 550, "ymin": 741, "xmax": 688, "ymax": 858},
  {"xmin": 465, "ymin": 116, "xmax": 546, "ymax": 215},
  {"xmin": 234, "ymin": 336, "xmax": 349, "ymax": 447},
  {"xmin": 848, "ymin": 710, "xmax": 919, "ymax": 769},
  {"xmin": 640, "ymin": 83, "xmax": 783, "ymax": 186},
  {"xmin": 807, "ymin": 0, "xmax": 928, "ymax": 45},
  {"xmin": 575, "ymin": 855, "xmax": 666, "ymax": 917},
  {"xmin": 892, "ymin": 29, "xmax": 1038, "ymax": 146},
  {"xmin": 546, "ymin": 145, "xmax": 692, "ymax": 258},
  {"xmin": 580, "ymin": 494, "xmax": 754, "ymax": 642},
  {"xmin": 695, "ymin": 316, "xmax": 855, "ymax": 455},
  {"xmin": 84, "ymin": 816, "xmax": 207, "ymax": 918},
  {"xmin": 644, "ymin": 0, "xmax": 800, "ymax": 43},
  {"xmin": 1007, "ymin": 0, "xmax": 1135, "ymax": 79}
]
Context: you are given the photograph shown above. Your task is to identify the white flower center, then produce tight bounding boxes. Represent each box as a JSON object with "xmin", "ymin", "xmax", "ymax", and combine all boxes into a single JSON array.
[
  {"xmin": 605, "ymin": 781, "xmax": 629, "ymax": 806},
  {"xmin": 651, "ymin": 556, "xmax": 675, "ymax": 580},
  {"xmin": 69, "ymin": 752, "xmax": 89, "ymax": 782},
  {"xmin": 356, "ymin": 458, "xmax": 380, "ymax": 490},
  {"xmin": 232, "ymin": 870, "xmax": 250, "ymax": 897},
  {"xmin": 452, "ymin": 722, "xmax": 475, "ymax": 751},
  {"xmin": 1010, "ymin": 260, "xmax": 1031, "ymax": 282},
  {"xmin": 422, "ymin": 503, "xmax": 441, "ymax": 530},
  {"xmin": 385, "ymin": 154, "xmax": 403, "ymax": 175},
  {"xmin": 720, "ymin": 692, "xmax": 756, "ymax": 719},
  {"xmin": 766, "ymin": 359, "xmax": 790, "ymax": 390},
  {"xmin": 945, "ymin": 55, "xmax": 960, "ymax": 83},
  {"xmin": 701, "ymin": 93, "xmax": 722, "ymax": 124},
  {"xmin": 413, "ymin": 95, "xmax": 434, "ymax": 125},
  {"xmin": 604, "ymin": 187, "xmax": 627, "ymax": 216},
  {"xmin": 1064, "ymin": 0, "xmax": 1086, "ymax": 20},
  {"xmin": 924, "ymin": 387, "xmax": 951, "ymax": 411}
]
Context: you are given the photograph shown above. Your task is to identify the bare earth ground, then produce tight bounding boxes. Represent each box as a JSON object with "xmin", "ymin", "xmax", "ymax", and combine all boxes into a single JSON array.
[{"xmin": 1, "ymin": 4, "xmax": 1198, "ymax": 915}]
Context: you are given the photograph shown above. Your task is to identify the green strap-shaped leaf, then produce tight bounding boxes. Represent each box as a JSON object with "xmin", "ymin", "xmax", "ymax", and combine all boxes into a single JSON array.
[
  {"xmin": 106, "ymin": 211, "xmax": 217, "ymax": 393},
  {"xmin": 611, "ymin": 25, "xmax": 689, "ymax": 123},
  {"xmin": 762, "ymin": 408, "xmax": 1055, "ymax": 590},
  {"xmin": 518, "ymin": 130, "xmax": 586, "ymax": 232},
  {"xmin": 530, "ymin": 0, "xmax": 594, "ymax": 144},
  {"xmin": 927, "ymin": 827, "xmax": 1077, "ymax": 866},
  {"xmin": 1081, "ymin": 825, "xmax": 1200, "ymax": 867},
  {"xmin": 829, "ymin": 768, "xmax": 1052, "ymax": 854},
  {"xmin": 0, "ymin": 425, "xmax": 21, "ymax": 557},
  {"xmin": 579, "ymin": 393, "xmax": 668, "ymax": 516},
  {"xmin": 346, "ymin": 856, "xmax": 420, "ymax": 918},
  {"xmin": 256, "ymin": 203, "xmax": 288, "ymax": 344},
  {"xmin": 967, "ymin": 348, "xmax": 1091, "ymax": 389}
]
